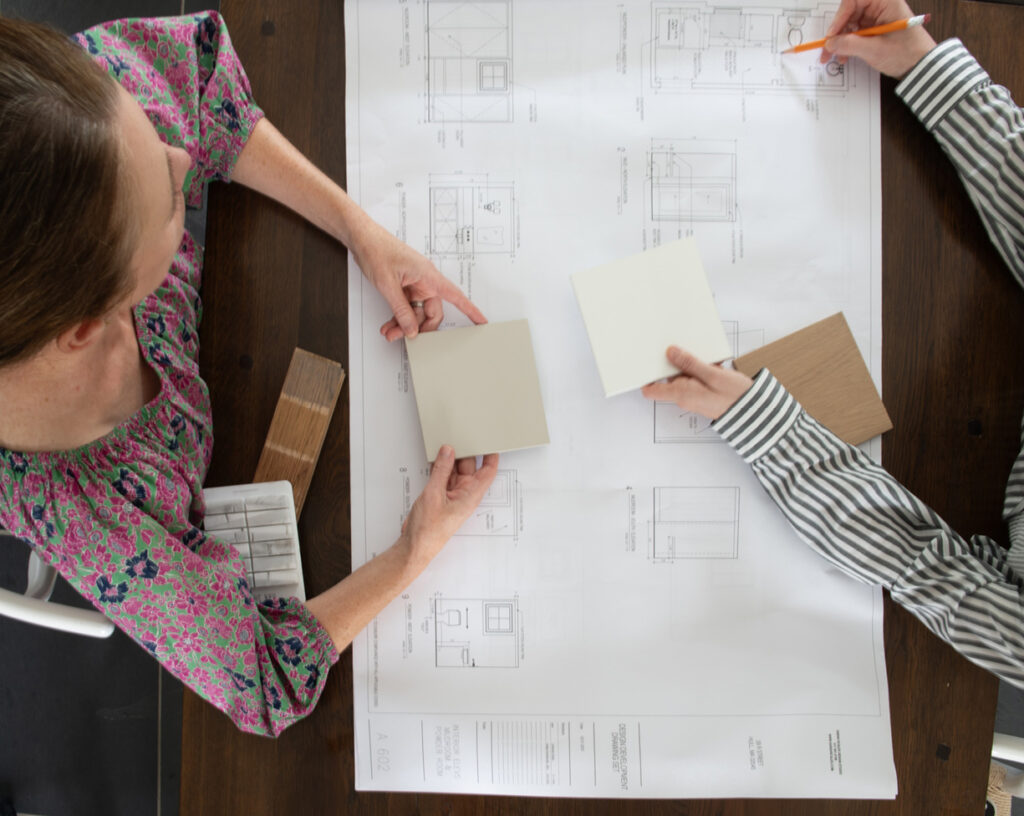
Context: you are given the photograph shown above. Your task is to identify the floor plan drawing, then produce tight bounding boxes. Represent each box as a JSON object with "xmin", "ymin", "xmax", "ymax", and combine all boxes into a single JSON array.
[
  {"xmin": 647, "ymin": 138, "xmax": 737, "ymax": 225},
  {"xmin": 434, "ymin": 596, "xmax": 521, "ymax": 668},
  {"xmin": 426, "ymin": 0, "xmax": 513, "ymax": 123},
  {"xmin": 429, "ymin": 173, "xmax": 516, "ymax": 258},
  {"xmin": 651, "ymin": 486, "xmax": 740, "ymax": 560},
  {"xmin": 653, "ymin": 321, "xmax": 764, "ymax": 442},
  {"xmin": 647, "ymin": 2, "xmax": 848, "ymax": 94}
]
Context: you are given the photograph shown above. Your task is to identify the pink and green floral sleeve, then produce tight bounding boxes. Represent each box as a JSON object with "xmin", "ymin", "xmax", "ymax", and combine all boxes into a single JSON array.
[{"xmin": 75, "ymin": 11, "xmax": 264, "ymax": 219}]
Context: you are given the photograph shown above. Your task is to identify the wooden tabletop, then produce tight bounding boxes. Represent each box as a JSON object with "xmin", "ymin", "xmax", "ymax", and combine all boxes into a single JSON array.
[{"xmin": 183, "ymin": 0, "xmax": 1024, "ymax": 812}]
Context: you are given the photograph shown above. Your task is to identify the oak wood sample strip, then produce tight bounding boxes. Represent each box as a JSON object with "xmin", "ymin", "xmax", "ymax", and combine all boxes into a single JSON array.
[
  {"xmin": 253, "ymin": 348, "xmax": 345, "ymax": 517},
  {"xmin": 734, "ymin": 312, "xmax": 893, "ymax": 446}
]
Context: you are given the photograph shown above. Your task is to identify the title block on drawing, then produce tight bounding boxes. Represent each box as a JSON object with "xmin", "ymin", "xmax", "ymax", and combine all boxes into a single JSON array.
[
  {"xmin": 405, "ymin": 319, "xmax": 550, "ymax": 460},
  {"xmin": 571, "ymin": 238, "xmax": 732, "ymax": 397}
]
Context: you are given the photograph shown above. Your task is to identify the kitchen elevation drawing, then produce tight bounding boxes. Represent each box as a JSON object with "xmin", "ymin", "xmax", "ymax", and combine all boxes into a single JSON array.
[
  {"xmin": 647, "ymin": 2, "xmax": 849, "ymax": 93},
  {"xmin": 647, "ymin": 138, "xmax": 737, "ymax": 225},
  {"xmin": 426, "ymin": 0, "xmax": 513, "ymax": 122},
  {"xmin": 430, "ymin": 173, "xmax": 516, "ymax": 258}
]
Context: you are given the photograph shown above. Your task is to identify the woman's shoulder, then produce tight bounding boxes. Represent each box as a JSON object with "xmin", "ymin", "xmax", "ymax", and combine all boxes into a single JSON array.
[
  {"xmin": 0, "ymin": 405, "xmax": 209, "ymax": 524},
  {"xmin": 72, "ymin": 14, "xmax": 219, "ymax": 64}
]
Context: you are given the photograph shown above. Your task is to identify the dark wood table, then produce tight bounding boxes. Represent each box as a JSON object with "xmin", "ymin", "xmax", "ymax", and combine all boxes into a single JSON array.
[{"xmin": 183, "ymin": 0, "xmax": 1024, "ymax": 812}]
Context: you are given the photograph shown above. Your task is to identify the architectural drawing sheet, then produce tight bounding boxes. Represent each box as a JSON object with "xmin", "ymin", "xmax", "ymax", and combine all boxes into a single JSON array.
[{"xmin": 345, "ymin": 0, "xmax": 893, "ymax": 799}]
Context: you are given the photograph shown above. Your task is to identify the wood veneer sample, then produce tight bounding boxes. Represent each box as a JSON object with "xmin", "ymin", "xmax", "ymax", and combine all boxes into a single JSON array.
[
  {"xmin": 733, "ymin": 313, "xmax": 892, "ymax": 446},
  {"xmin": 252, "ymin": 348, "xmax": 345, "ymax": 517}
]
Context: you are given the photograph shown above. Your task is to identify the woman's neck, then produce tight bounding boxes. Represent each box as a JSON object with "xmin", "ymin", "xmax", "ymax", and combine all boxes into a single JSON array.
[{"xmin": 0, "ymin": 309, "xmax": 158, "ymax": 453}]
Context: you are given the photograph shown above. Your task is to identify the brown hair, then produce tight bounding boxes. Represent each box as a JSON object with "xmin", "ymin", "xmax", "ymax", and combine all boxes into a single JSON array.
[{"xmin": 0, "ymin": 17, "xmax": 135, "ymax": 366}]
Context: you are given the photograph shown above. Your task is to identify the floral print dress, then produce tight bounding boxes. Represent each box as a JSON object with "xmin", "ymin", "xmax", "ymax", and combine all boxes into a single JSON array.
[{"xmin": 0, "ymin": 13, "xmax": 337, "ymax": 737}]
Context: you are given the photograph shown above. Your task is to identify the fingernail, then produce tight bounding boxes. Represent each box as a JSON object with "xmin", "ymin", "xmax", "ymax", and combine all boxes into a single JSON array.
[{"xmin": 439, "ymin": 445, "xmax": 453, "ymax": 459}]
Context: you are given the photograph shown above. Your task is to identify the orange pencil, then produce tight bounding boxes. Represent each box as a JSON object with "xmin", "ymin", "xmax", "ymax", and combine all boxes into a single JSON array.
[{"xmin": 783, "ymin": 13, "xmax": 931, "ymax": 54}]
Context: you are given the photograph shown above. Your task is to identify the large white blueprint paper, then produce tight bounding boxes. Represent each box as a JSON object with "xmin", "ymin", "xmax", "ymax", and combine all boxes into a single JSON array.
[{"xmin": 345, "ymin": 0, "xmax": 893, "ymax": 799}]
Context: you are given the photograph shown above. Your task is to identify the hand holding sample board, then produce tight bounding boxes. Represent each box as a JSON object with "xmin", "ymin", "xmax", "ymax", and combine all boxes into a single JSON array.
[
  {"xmin": 571, "ymin": 238, "xmax": 732, "ymax": 397},
  {"xmin": 405, "ymin": 319, "xmax": 550, "ymax": 460}
]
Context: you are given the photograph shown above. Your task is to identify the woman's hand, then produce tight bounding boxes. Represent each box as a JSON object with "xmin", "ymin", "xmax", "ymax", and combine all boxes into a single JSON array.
[
  {"xmin": 401, "ymin": 446, "xmax": 500, "ymax": 567},
  {"xmin": 641, "ymin": 346, "xmax": 753, "ymax": 420},
  {"xmin": 304, "ymin": 445, "xmax": 498, "ymax": 653},
  {"xmin": 820, "ymin": 0, "xmax": 936, "ymax": 78},
  {"xmin": 349, "ymin": 217, "xmax": 486, "ymax": 341},
  {"xmin": 230, "ymin": 119, "xmax": 485, "ymax": 341}
]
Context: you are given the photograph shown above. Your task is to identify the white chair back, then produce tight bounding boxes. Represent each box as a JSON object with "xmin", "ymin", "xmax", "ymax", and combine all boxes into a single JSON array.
[{"xmin": 0, "ymin": 532, "xmax": 113, "ymax": 638}]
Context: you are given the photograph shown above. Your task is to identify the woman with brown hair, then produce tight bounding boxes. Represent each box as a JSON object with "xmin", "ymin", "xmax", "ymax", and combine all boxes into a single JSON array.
[{"xmin": 0, "ymin": 12, "xmax": 498, "ymax": 736}]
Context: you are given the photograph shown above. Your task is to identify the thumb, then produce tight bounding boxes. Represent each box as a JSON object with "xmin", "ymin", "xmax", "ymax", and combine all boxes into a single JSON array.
[
  {"xmin": 666, "ymin": 345, "xmax": 704, "ymax": 377},
  {"xmin": 380, "ymin": 282, "xmax": 420, "ymax": 338},
  {"xmin": 426, "ymin": 445, "xmax": 455, "ymax": 494}
]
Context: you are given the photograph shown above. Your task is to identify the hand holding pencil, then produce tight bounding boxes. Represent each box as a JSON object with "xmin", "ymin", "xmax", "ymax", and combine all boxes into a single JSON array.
[
  {"xmin": 808, "ymin": 0, "xmax": 937, "ymax": 79},
  {"xmin": 785, "ymin": 14, "xmax": 930, "ymax": 55}
]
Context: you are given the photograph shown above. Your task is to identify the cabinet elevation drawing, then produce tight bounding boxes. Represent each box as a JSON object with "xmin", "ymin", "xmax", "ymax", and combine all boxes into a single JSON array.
[
  {"xmin": 426, "ymin": 1, "xmax": 513, "ymax": 122},
  {"xmin": 649, "ymin": 2, "xmax": 848, "ymax": 93},
  {"xmin": 430, "ymin": 173, "xmax": 516, "ymax": 257},
  {"xmin": 434, "ymin": 597, "xmax": 521, "ymax": 668},
  {"xmin": 647, "ymin": 138, "xmax": 737, "ymax": 225},
  {"xmin": 652, "ymin": 486, "xmax": 740, "ymax": 560},
  {"xmin": 453, "ymin": 469, "xmax": 521, "ymax": 541}
]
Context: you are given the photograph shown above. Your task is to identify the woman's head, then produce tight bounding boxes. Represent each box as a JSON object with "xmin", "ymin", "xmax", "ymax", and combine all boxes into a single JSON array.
[{"xmin": 0, "ymin": 17, "xmax": 190, "ymax": 367}]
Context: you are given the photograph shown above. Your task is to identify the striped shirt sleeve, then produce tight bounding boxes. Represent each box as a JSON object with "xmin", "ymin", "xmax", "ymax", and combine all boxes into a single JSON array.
[
  {"xmin": 897, "ymin": 38, "xmax": 1024, "ymax": 283},
  {"xmin": 899, "ymin": 41, "xmax": 1024, "ymax": 573},
  {"xmin": 714, "ymin": 370, "xmax": 1024, "ymax": 689}
]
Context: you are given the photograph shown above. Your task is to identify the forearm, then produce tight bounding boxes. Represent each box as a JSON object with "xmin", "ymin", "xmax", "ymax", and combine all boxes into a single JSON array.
[
  {"xmin": 231, "ymin": 117, "xmax": 372, "ymax": 250},
  {"xmin": 305, "ymin": 535, "xmax": 426, "ymax": 653},
  {"xmin": 715, "ymin": 370, "xmax": 1024, "ymax": 687},
  {"xmin": 897, "ymin": 40, "xmax": 1024, "ymax": 282},
  {"xmin": 229, "ymin": 117, "xmax": 484, "ymax": 339}
]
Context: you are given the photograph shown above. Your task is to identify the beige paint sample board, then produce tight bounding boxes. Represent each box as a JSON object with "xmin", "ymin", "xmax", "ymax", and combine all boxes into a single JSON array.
[
  {"xmin": 734, "ymin": 312, "xmax": 893, "ymax": 446},
  {"xmin": 405, "ymin": 319, "xmax": 550, "ymax": 460},
  {"xmin": 571, "ymin": 238, "xmax": 732, "ymax": 397}
]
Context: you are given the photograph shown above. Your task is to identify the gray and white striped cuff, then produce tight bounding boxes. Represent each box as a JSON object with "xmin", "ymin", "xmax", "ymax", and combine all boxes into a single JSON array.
[
  {"xmin": 897, "ymin": 38, "xmax": 990, "ymax": 131},
  {"xmin": 1007, "ymin": 515, "xmax": 1024, "ymax": 577},
  {"xmin": 713, "ymin": 369, "xmax": 802, "ymax": 462}
]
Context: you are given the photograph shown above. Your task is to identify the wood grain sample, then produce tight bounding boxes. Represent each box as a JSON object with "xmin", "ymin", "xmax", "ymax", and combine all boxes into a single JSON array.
[
  {"xmin": 733, "ymin": 312, "xmax": 892, "ymax": 445},
  {"xmin": 252, "ymin": 348, "xmax": 345, "ymax": 517}
]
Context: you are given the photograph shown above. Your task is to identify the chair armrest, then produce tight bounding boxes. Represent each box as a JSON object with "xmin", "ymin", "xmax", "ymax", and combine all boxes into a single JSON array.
[{"xmin": 0, "ymin": 586, "xmax": 114, "ymax": 638}]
